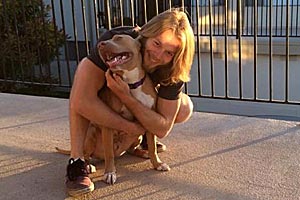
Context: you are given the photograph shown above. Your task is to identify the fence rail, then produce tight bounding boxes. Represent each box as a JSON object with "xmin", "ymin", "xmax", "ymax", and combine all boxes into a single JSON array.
[{"xmin": 1, "ymin": 0, "xmax": 300, "ymax": 105}]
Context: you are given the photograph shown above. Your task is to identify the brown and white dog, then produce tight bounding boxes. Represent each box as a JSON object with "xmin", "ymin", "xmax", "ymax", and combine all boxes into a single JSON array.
[{"xmin": 56, "ymin": 34, "xmax": 170, "ymax": 184}]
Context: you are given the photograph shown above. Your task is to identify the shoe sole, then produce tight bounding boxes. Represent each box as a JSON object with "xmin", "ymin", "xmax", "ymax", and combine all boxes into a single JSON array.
[{"xmin": 68, "ymin": 182, "xmax": 95, "ymax": 197}]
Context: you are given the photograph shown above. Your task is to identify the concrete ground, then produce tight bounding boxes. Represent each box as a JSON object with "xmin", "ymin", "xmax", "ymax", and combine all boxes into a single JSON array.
[{"xmin": 0, "ymin": 92, "xmax": 300, "ymax": 200}]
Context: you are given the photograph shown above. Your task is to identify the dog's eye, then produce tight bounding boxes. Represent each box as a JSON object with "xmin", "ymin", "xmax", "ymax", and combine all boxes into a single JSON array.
[{"xmin": 113, "ymin": 35, "xmax": 123, "ymax": 41}]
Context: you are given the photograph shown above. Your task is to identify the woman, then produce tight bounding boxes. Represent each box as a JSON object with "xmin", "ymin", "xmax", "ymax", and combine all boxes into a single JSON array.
[{"xmin": 66, "ymin": 8, "xmax": 195, "ymax": 197}]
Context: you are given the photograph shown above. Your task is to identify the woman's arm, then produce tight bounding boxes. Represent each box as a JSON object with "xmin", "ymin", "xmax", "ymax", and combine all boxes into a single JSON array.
[
  {"xmin": 105, "ymin": 71, "xmax": 180, "ymax": 138},
  {"xmin": 70, "ymin": 58, "xmax": 145, "ymax": 135}
]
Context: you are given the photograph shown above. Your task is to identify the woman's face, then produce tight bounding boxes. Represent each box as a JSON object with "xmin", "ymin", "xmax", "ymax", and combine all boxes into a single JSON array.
[{"xmin": 143, "ymin": 29, "xmax": 181, "ymax": 72}]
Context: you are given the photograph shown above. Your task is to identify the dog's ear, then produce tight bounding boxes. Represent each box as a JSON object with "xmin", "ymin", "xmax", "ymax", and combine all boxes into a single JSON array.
[
  {"xmin": 135, "ymin": 36, "xmax": 142, "ymax": 50},
  {"xmin": 133, "ymin": 24, "xmax": 141, "ymax": 32}
]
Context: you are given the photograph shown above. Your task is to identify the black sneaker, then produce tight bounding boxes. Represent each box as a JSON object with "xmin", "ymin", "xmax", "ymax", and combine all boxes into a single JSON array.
[{"xmin": 65, "ymin": 158, "xmax": 94, "ymax": 197}]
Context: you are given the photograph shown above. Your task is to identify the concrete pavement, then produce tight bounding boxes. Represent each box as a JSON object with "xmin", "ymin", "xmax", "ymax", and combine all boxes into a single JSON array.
[{"xmin": 0, "ymin": 92, "xmax": 300, "ymax": 200}]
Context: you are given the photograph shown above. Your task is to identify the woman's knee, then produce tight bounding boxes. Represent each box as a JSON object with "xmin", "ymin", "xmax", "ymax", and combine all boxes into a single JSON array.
[{"xmin": 175, "ymin": 93, "xmax": 193, "ymax": 123}]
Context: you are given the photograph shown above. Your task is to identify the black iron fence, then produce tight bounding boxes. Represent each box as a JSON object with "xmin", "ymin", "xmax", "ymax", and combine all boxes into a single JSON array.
[{"xmin": 1, "ymin": 0, "xmax": 300, "ymax": 104}]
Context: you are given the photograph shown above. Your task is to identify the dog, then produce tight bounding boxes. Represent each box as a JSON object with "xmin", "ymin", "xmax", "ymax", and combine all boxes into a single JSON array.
[{"xmin": 56, "ymin": 34, "xmax": 170, "ymax": 185}]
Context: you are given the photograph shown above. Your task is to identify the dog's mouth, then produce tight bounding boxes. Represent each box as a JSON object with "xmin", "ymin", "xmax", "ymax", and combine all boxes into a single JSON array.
[{"xmin": 103, "ymin": 52, "xmax": 133, "ymax": 69}]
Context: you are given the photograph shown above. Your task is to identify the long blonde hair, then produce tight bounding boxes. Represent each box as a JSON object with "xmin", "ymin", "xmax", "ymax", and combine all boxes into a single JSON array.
[{"xmin": 139, "ymin": 8, "xmax": 195, "ymax": 84}]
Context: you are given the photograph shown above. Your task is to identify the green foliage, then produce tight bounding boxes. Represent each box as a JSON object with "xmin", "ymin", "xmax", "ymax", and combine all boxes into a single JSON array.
[{"xmin": 0, "ymin": 0, "xmax": 68, "ymax": 81}]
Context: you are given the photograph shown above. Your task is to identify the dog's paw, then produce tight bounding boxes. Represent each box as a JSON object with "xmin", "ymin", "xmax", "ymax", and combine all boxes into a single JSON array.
[
  {"xmin": 103, "ymin": 172, "xmax": 117, "ymax": 185},
  {"xmin": 155, "ymin": 163, "xmax": 170, "ymax": 171}
]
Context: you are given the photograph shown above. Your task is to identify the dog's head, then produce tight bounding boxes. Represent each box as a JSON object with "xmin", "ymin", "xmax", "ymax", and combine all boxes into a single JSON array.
[{"xmin": 98, "ymin": 34, "xmax": 142, "ymax": 75}]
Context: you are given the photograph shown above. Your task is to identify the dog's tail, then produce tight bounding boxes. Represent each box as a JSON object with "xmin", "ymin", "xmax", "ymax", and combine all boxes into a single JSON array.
[{"xmin": 55, "ymin": 147, "xmax": 71, "ymax": 155}]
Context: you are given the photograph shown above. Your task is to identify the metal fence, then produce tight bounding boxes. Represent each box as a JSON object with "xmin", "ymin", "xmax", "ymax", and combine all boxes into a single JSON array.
[{"xmin": 1, "ymin": 0, "xmax": 300, "ymax": 105}]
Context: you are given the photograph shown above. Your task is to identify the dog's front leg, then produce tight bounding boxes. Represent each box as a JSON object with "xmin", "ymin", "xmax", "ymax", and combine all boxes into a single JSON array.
[
  {"xmin": 146, "ymin": 132, "xmax": 170, "ymax": 171},
  {"xmin": 102, "ymin": 127, "xmax": 117, "ymax": 184}
]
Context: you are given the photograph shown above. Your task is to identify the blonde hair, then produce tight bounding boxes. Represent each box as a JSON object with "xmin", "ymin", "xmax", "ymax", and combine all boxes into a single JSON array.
[{"xmin": 139, "ymin": 8, "xmax": 195, "ymax": 84}]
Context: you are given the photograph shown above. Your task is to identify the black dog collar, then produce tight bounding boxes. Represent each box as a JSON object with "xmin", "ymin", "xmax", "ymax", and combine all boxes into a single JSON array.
[{"xmin": 128, "ymin": 74, "xmax": 146, "ymax": 89}]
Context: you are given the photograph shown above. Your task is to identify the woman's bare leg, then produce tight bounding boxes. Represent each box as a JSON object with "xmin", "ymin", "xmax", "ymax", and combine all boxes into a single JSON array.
[
  {"xmin": 175, "ymin": 93, "xmax": 194, "ymax": 124},
  {"xmin": 69, "ymin": 107, "xmax": 90, "ymax": 159}
]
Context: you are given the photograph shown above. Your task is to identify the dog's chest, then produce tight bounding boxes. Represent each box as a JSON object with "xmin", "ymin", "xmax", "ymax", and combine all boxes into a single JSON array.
[
  {"xmin": 122, "ymin": 68, "xmax": 155, "ymax": 109},
  {"xmin": 131, "ymin": 88, "xmax": 155, "ymax": 109},
  {"xmin": 119, "ymin": 88, "xmax": 154, "ymax": 120}
]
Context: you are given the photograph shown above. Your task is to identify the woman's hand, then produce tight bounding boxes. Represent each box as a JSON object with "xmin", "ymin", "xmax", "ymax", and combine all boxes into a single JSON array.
[
  {"xmin": 124, "ymin": 121, "xmax": 146, "ymax": 137},
  {"xmin": 105, "ymin": 70, "xmax": 131, "ymax": 99}
]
